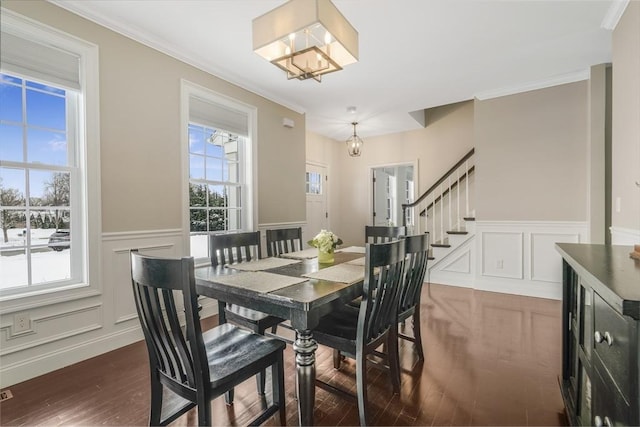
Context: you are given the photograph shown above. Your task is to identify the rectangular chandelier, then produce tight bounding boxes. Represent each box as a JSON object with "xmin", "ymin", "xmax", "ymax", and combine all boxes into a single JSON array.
[{"xmin": 252, "ymin": 0, "xmax": 359, "ymax": 82}]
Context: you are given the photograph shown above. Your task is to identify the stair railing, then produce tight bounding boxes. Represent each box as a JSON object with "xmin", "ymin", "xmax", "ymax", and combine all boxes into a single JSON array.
[{"xmin": 402, "ymin": 148, "xmax": 475, "ymax": 245}]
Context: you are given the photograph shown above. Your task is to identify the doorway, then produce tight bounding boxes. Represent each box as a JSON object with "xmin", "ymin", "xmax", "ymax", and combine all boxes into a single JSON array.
[
  {"xmin": 371, "ymin": 164, "xmax": 414, "ymax": 227},
  {"xmin": 306, "ymin": 163, "xmax": 328, "ymax": 240}
]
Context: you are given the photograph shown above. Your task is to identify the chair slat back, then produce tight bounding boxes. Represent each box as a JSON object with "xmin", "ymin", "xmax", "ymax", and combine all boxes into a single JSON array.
[
  {"xmin": 209, "ymin": 231, "xmax": 261, "ymax": 267},
  {"xmin": 359, "ymin": 240, "xmax": 406, "ymax": 345},
  {"xmin": 399, "ymin": 233, "xmax": 430, "ymax": 314},
  {"xmin": 365, "ymin": 225, "xmax": 406, "ymax": 244},
  {"xmin": 130, "ymin": 251, "xmax": 206, "ymax": 394},
  {"xmin": 266, "ymin": 227, "xmax": 303, "ymax": 257}
]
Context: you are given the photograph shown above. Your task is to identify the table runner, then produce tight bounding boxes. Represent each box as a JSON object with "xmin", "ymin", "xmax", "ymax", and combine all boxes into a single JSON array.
[
  {"xmin": 226, "ymin": 257, "xmax": 301, "ymax": 271},
  {"xmin": 212, "ymin": 271, "xmax": 308, "ymax": 293},
  {"xmin": 345, "ymin": 256, "xmax": 366, "ymax": 266},
  {"xmin": 279, "ymin": 248, "xmax": 319, "ymax": 260},
  {"xmin": 302, "ymin": 263, "xmax": 365, "ymax": 284},
  {"xmin": 337, "ymin": 246, "xmax": 366, "ymax": 254}
]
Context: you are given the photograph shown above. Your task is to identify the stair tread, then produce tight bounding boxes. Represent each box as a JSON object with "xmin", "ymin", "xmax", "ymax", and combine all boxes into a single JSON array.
[
  {"xmin": 447, "ymin": 229, "xmax": 468, "ymax": 235},
  {"xmin": 431, "ymin": 239, "xmax": 451, "ymax": 248}
]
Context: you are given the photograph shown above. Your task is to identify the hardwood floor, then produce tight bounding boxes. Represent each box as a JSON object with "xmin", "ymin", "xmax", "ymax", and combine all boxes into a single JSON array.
[{"xmin": 0, "ymin": 283, "xmax": 568, "ymax": 426}]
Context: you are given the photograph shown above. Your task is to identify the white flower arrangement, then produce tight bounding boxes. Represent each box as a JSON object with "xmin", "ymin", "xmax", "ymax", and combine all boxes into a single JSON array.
[{"xmin": 307, "ymin": 229, "xmax": 343, "ymax": 253}]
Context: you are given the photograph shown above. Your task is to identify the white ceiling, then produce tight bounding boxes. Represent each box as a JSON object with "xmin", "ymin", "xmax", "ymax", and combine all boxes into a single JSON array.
[{"xmin": 51, "ymin": 0, "xmax": 620, "ymax": 140}]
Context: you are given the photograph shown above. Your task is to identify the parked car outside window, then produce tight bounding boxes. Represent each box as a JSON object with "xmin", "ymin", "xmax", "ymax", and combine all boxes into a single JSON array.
[{"xmin": 48, "ymin": 230, "xmax": 70, "ymax": 251}]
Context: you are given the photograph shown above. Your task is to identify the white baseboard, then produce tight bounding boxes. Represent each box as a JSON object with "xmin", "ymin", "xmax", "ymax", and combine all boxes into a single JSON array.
[
  {"xmin": 473, "ymin": 277, "xmax": 562, "ymax": 300},
  {"xmin": 0, "ymin": 326, "xmax": 143, "ymax": 387}
]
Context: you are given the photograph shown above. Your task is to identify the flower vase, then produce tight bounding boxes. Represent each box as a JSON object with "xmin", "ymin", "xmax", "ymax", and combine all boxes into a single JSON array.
[{"xmin": 318, "ymin": 249, "xmax": 335, "ymax": 264}]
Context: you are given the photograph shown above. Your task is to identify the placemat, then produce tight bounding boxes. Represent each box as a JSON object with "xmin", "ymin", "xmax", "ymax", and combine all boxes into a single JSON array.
[
  {"xmin": 279, "ymin": 248, "xmax": 319, "ymax": 260},
  {"xmin": 302, "ymin": 263, "xmax": 365, "ymax": 284},
  {"xmin": 337, "ymin": 246, "xmax": 366, "ymax": 254},
  {"xmin": 226, "ymin": 257, "xmax": 301, "ymax": 271},
  {"xmin": 212, "ymin": 271, "xmax": 307, "ymax": 293}
]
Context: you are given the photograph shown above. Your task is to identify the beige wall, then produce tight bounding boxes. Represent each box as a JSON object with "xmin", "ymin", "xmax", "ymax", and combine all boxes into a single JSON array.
[
  {"xmin": 308, "ymin": 101, "xmax": 474, "ymax": 247},
  {"xmin": 2, "ymin": 0, "xmax": 306, "ymax": 233},
  {"xmin": 611, "ymin": 1, "xmax": 640, "ymax": 233},
  {"xmin": 474, "ymin": 82, "xmax": 589, "ymax": 221}
]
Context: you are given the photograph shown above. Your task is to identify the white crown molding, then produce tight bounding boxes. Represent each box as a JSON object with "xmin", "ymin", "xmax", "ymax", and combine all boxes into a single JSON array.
[
  {"xmin": 474, "ymin": 70, "xmax": 590, "ymax": 101},
  {"xmin": 47, "ymin": 0, "xmax": 307, "ymax": 115},
  {"xmin": 601, "ymin": 0, "xmax": 630, "ymax": 30}
]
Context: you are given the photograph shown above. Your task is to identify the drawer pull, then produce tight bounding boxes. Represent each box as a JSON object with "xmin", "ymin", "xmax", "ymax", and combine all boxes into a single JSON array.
[
  {"xmin": 594, "ymin": 415, "xmax": 613, "ymax": 427},
  {"xmin": 594, "ymin": 331, "xmax": 614, "ymax": 346}
]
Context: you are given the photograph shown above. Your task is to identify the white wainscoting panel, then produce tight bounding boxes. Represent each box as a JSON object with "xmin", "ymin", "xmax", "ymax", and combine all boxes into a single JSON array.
[
  {"xmin": 429, "ymin": 238, "xmax": 476, "ymax": 288},
  {"xmin": 530, "ymin": 232, "xmax": 580, "ymax": 282},
  {"xmin": 474, "ymin": 221, "xmax": 588, "ymax": 300},
  {"xmin": 481, "ymin": 232, "xmax": 523, "ymax": 279},
  {"xmin": 0, "ymin": 228, "xmax": 220, "ymax": 388},
  {"xmin": 103, "ymin": 229, "xmax": 185, "ymax": 326}
]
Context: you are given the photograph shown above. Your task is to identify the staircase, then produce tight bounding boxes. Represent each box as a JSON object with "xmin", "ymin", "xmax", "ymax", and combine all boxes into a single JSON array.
[{"xmin": 402, "ymin": 149, "xmax": 476, "ymax": 279}]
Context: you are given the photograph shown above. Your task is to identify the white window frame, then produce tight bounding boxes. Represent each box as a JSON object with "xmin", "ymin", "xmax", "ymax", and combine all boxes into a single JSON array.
[
  {"xmin": 180, "ymin": 80, "xmax": 257, "ymax": 265},
  {"xmin": 0, "ymin": 9, "xmax": 101, "ymax": 305}
]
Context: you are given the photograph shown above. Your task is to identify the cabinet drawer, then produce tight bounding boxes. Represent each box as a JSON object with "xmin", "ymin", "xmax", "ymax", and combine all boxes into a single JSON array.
[
  {"xmin": 592, "ymin": 358, "xmax": 634, "ymax": 426},
  {"xmin": 593, "ymin": 292, "xmax": 634, "ymax": 404}
]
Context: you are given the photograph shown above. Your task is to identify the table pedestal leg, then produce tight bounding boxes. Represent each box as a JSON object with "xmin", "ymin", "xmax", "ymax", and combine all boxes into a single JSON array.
[{"xmin": 293, "ymin": 329, "xmax": 318, "ymax": 426}]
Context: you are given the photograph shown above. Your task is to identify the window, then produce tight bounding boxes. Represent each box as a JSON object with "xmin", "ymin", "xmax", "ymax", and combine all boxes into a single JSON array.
[
  {"xmin": 188, "ymin": 124, "xmax": 245, "ymax": 258},
  {"xmin": 182, "ymin": 82, "xmax": 256, "ymax": 262},
  {"xmin": 0, "ymin": 10, "xmax": 99, "ymax": 298},
  {"xmin": 306, "ymin": 171, "xmax": 322, "ymax": 194}
]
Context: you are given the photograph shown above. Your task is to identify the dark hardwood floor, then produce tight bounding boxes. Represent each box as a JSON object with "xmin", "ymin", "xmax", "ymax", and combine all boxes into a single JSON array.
[{"xmin": 0, "ymin": 283, "xmax": 568, "ymax": 426}]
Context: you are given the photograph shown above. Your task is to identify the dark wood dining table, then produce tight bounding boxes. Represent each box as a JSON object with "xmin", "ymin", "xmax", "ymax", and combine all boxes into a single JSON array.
[{"xmin": 194, "ymin": 250, "xmax": 365, "ymax": 426}]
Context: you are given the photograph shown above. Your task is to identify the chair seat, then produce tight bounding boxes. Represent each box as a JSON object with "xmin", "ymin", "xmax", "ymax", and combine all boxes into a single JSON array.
[
  {"xmin": 312, "ymin": 305, "xmax": 360, "ymax": 345},
  {"xmin": 203, "ymin": 323, "xmax": 286, "ymax": 389}
]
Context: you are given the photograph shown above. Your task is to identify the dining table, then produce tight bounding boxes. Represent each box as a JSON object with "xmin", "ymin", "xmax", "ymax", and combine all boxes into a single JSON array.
[{"xmin": 194, "ymin": 247, "xmax": 366, "ymax": 426}]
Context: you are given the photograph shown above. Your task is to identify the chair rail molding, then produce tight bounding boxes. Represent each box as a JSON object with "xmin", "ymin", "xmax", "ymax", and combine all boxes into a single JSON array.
[{"xmin": 610, "ymin": 226, "xmax": 640, "ymax": 245}]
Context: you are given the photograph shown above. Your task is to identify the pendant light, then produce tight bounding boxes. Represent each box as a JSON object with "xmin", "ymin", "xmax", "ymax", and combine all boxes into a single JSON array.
[{"xmin": 346, "ymin": 122, "xmax": 363, "ymax": 157}]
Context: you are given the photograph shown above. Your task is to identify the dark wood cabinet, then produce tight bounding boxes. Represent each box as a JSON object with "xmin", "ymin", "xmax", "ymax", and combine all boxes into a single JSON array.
[{"xmin": 556, "ymin": 244, "xmax": 640, "ymax": 426}]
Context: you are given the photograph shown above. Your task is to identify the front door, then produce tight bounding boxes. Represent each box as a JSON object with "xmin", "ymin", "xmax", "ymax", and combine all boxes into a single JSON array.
[{"xmin": 305, "ymin": 163, "xmax": 328, "ymax": 242}]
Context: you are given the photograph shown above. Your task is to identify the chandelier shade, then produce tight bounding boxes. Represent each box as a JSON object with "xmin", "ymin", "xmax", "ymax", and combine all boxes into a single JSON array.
[
  {"xmin": 252, "ymin": 0, "xmax": 359, "ymax": 82},
  {"xmin": 346, "ymin": 122, "xmax": 363, "ymax": 157}
]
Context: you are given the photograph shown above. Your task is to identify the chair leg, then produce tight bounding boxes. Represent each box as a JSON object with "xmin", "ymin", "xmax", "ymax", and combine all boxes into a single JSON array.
[
  {"xmin": 333, "ymin": 349, "xmax": 342, "ymax": 369},
  {"xmin": 225, "ymin": 389, "xmax": 234, "ymax": 405},
  {"xmin": 355, "ymin": 351, "xmax": 369, "ymax": 427},
  {"xmin": 273, "ymin": 352, "xmax": 287, "ymax": 426},
  {"xmin": 256, "ymin": 371, "xmax": 266, "ymax": 395},
  {"xmin": 388, "ymin": 330, "xmax": 401, "ymax": 394},
  {"xmin": 197, "ymin": 393, "xmax": 211, "ymax": 426},
  {"xmin": 413, "ymin": 309, "xmax": 425, "ymax": 361},
  {"xmin": 148, "ymin": 373, "xmax": 163, "ymax": 426},
  {"xmin": 217, "ymin": 301, "xmax": 227, "ymax": 324}
]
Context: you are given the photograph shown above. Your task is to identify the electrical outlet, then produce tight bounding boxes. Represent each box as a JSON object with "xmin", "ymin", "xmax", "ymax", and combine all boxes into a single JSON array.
[
  {"xmin": 14, "ymin": 313, "xmax": 31, "ymax": 333},
  {"xmin": 496, "ymin": 259, "xmax": 504, "ymax": 269}
]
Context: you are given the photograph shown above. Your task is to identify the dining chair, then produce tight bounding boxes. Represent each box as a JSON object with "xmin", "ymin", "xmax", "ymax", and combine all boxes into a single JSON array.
[
  {"xmin": 394, "ymin": 233, "xmax": 430, "ymax": 370},
  {"xmin": 266, "ymin": 227, "xmax": 304, "ymax": 257},
  {"xmin": 265, "ymin": 227, "xmax": 304, "ymax": 341},
  {"xmin": 130, "ymin": 251, "xmax": 286, "ymax": 426},
  {"xmin": 365, "ymin": 225, "xmax": 406, "ymax": 243},
  {"xmin": 209, "ymin": 231, "xmax": 285, "ymax": 395},
  {"xmin": 335, "ymin": 234, "xmax": 430, "ymax": 379},
  {"xmin": 311, "ymin": 239, "xmax": 406, "ymax": 426}
]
